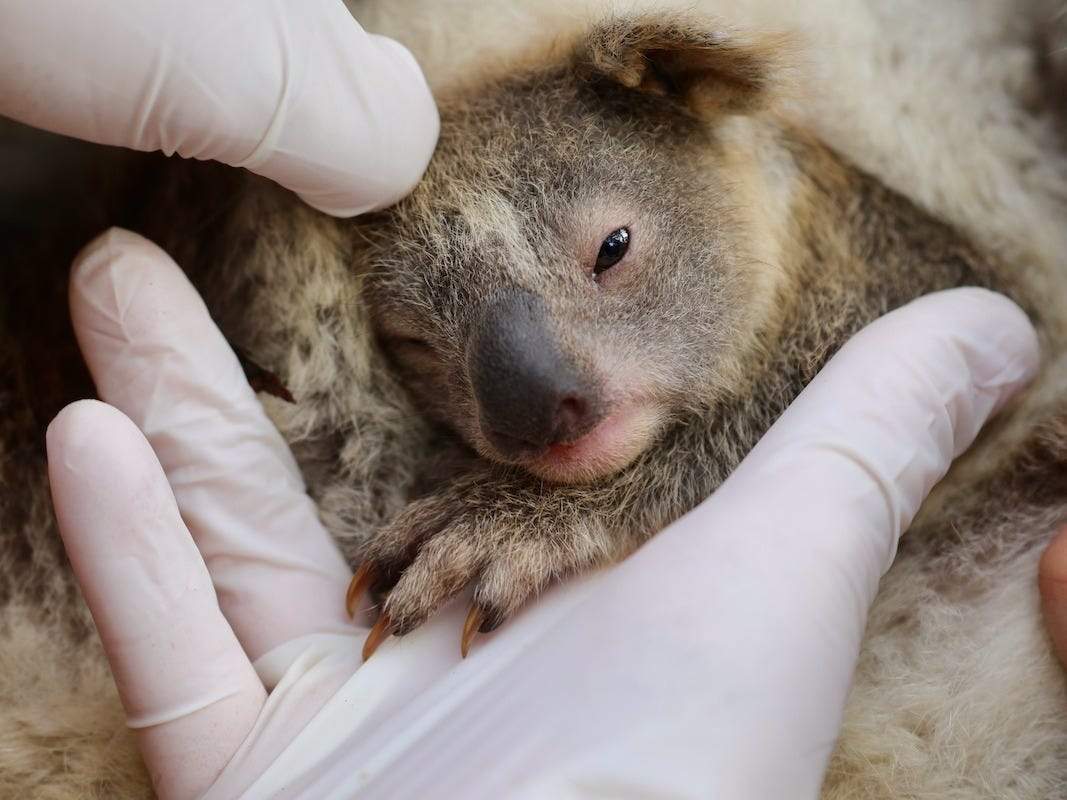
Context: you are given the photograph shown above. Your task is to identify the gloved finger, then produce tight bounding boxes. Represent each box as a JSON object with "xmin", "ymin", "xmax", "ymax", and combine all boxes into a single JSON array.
[
  {"xmin": 1040, "ymin": 524, "xmax": 1067, "ymax": 669},
  {"xmin": 69, "ymin": 228, "xmax": 357, "ymax": 662},
  {"xmin": 47, "ymin": 400, "xmax": 265, "ymax": 800},
  {"xmin": 0, "ymin": 0, "xmax": 438, "ymax": 217},
  {"xmin": 699, "ymin": 286, "xmax": 1039, "ymax": 594}
]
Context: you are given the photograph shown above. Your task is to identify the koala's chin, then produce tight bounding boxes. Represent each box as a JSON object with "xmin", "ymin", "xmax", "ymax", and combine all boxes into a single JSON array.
[{"xmin": 482, "ymin": 402, "xmax": 667, "ymax": 485}]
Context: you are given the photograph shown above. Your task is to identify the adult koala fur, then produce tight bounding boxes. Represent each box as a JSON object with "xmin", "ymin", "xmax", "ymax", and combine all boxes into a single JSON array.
[{"xmin": 2, "ymin": 0, "xmax": 1067, "ymax": 798}]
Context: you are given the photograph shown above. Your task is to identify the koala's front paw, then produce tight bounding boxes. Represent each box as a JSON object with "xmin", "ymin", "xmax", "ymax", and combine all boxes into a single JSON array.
[{"xmin": 346, "ymin": 470, "xmax": 618, "ymax": 658}]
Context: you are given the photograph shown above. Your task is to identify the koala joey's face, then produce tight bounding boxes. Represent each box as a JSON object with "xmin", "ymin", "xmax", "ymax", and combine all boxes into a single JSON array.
[{"xmin": 361, "ymin": 15, "xmax": 785, "ymax": 484}]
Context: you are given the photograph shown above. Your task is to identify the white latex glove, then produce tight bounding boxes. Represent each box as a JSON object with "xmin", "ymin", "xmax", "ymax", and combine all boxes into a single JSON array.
[
  {"xmin": 0, "ymin": 0, "xmax": 438, "ymax": 216},
  {"xmin": 48, "ymin": 228, "xmax": 1039, "ymax": 800}
]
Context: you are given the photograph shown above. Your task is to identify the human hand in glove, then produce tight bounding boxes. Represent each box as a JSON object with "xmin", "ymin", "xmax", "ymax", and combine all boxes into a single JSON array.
[{"xmin": 1, "ymin": 0, "xmax": 438, "ymax": 217}]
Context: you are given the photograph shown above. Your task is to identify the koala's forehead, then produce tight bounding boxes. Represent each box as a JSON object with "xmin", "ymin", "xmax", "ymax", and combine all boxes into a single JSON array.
[{"xmin": 415, "ymin": 66, "xmax": 704, "ymax": 209}]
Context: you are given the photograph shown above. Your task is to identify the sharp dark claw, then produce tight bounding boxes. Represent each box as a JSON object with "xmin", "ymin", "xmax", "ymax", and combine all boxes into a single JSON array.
[
  {"xmin": 461, "ymin": 605, "xmax": 485, "ymax": 658},
  {"xmin": 346, "ymin": 562, "xmax": 377, "ymax": 618},
  {"xmin": 362, "ymin": 612, "xmax": 393, "ymax": 661}
]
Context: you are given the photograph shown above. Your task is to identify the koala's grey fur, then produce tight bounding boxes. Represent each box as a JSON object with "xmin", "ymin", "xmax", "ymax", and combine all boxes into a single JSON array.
[{"xmin": 2, "ymin": 4, "xmax": 1067, "ymax": 799}]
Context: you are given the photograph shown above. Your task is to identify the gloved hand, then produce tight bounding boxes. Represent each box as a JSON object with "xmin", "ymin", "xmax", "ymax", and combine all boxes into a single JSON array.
[
  {"xmin": 0, "ymin": 0, "xmax": 438, "ymax": 216},
  {"xmin": 48, "ymin": 229, "xmax": 1039, "ymax": 799}
]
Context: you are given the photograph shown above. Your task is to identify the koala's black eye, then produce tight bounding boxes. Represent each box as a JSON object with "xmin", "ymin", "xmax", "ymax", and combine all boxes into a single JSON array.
[{"xmin": 594, "ymin": 227, "xmax": 630, "ymax": 275}]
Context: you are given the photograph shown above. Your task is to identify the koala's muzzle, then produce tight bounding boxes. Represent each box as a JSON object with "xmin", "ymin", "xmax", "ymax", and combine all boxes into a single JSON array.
[{"xmin": 468, "ymin": 289, "xmax": 603, "ymax": 456}]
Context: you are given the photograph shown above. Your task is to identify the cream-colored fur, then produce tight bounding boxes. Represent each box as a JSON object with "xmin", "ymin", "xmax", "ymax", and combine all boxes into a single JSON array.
[
  {"xmin": 2, "ymin": 1, "xmax": 1066, "ymax": 797},
  {"xmin": 0, "ymin": 604, "xmax": 143, "ymax": 799}
]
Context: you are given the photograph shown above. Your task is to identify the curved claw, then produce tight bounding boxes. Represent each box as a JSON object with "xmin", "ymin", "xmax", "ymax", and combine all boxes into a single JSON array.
[
  {"xmin": 461, "ymin": 605, "xmax": 485, "ymax": 658},
  {"xmin": 346, "ymin": 562, "xmax": 377, "ymax": 617},
  {"xmin": 362, "ymin": 613, "xmax": 393, "ymax": 661}
]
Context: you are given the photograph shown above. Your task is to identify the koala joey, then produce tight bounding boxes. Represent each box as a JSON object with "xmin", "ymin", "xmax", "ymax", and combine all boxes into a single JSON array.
[{"xmin": 323, "ymin": 13, "xmax": 1050, "ymax": 658}]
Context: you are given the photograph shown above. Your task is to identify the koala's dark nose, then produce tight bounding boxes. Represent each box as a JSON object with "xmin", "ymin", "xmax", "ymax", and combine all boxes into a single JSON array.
[{"xmin": 468, "ymin": 289, "xmax": 602, "ymax": 455}]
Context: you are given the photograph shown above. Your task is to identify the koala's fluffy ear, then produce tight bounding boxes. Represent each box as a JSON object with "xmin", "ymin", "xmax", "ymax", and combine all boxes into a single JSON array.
[{"xmin": 579, "ymin": 14, "xmax": 789, "ymax": 117}]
